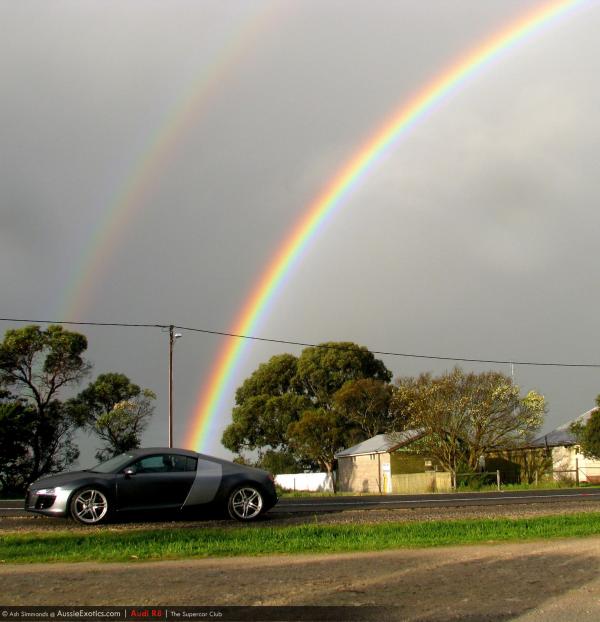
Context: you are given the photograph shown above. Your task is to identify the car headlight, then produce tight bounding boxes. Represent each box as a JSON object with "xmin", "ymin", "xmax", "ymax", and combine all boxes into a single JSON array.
[{"xmin": 35, "ymin": 488, "xmax": 58, "ymax": 495}]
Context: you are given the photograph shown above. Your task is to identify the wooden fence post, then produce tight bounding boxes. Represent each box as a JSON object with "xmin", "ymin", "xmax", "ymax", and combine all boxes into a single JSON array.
[{"xmin": 496, "ymin": 469, "xmax": 501, "ymax": 491}]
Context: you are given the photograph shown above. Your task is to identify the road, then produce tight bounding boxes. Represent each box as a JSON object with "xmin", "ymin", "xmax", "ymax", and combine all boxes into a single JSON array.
[
  {"xmin": 3, "ymin": 487, "xmax": 600, "ymax": 518},
  {"xmin": 271, "ymin": 487, "xmax": 600, "ymax": 513}
]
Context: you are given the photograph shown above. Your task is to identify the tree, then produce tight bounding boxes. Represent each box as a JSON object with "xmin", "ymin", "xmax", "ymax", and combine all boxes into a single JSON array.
[
  {"xmin": 0, "ymin": 392, "xmax": 35, "ymax": 495},
  {"xmin": 395, "ymin": 372, "xmax": 467, "ymax": 481},
  {"xmin": 397, "ymin": 367, "xmax": 545, "ymax": 480},
  {"xmin": 221, "ymin": 344, "xmax": 393, "ymax": 465},
  {"xmin": 333, "ymin": 378, "xmax": 396, "ymax": 437},
  {"xmin": 93, "ymin": 390, "xmax": 156, "ymax": 461},
  {"xmin": 221, "ymin": 354, "xmax": 311, "ymax": 459},
  {"xmin": 255, "ymin": 449, "xmax": 309, "ymax": 475},
  {"xmin": 287, "ymin": 409, "xmax": 348, "ymax": 484},
  {"xmin": 571, "ymin": 398, "xmax": 600, "ymax": 460},
  {"xmin": 0, "ymin": 325, "xmax": 90, "ymax": 483},
  {"xmin": 294, "ymin": 342, "xmax": 392, "ymax": 409},
  {"xmin": 69, "ymin": 373, "xmax": 155, "ymax": 461}
]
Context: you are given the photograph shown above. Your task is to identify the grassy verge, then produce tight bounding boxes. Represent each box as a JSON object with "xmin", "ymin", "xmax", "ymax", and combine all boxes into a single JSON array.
[{"xmin": 2, "ymin": 513, "xmax": 600, "ymax": 564}]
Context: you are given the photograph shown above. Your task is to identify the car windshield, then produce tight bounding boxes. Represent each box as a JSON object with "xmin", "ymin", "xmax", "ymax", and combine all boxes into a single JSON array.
[{"xmin": 88, "ymin": 453, "xmax": 135, "ymax": 473}]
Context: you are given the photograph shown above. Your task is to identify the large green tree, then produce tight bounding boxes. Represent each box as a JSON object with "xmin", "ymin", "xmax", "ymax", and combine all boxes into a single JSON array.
[
  {"xmin": 0, "ymin": 392, "xmax": 35, "ymax": 495},
  {"xmin": 0, "ymin": 325, "xmax": 90, "ymax": 483},
  {"xmin": 287, "ymin": 409, "xmax": 347, "ymax": 483},
  {"xmin": 571, "ymin": 397, "xmax": 600, "ymax": 460},
  {"xmin": 222, "ymin": 343, "xmax": 393, "ymax": 466},
  {"xmin": 333, "ymin": 378, "xmax": 397, "ymax": 437},
  {"xmin": 397, "ymin": 367, "xmax": 545, "ymax": 481},
  {"xmin": 69, "ymin": 373, "xmax": 155, "ymax": 461},
  {"xmin": 294, "ymin": 342, "xmax": 392, "ymax": 409},
  {"xmin": 222, "ymin": 354, "xmax": 311, "ymax": 458}
]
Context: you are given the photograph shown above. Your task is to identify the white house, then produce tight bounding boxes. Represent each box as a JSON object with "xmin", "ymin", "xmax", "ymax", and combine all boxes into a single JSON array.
[{"xmin": 529, "ymin": 407, "xmax": 600, "ymax": 483}]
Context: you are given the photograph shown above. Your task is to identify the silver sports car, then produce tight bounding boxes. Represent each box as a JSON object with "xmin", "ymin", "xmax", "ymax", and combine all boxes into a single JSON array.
[{"xmin": 25, "ymin": 447, "xmax": 278, "ymax": 524}]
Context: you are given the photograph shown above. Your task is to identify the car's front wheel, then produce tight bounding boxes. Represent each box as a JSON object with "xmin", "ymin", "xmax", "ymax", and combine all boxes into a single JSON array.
[
  {"xmin": 227, "ymin": 485, "xmax": 264, "ymax": 521},
  {"xmin": 69, "ymin": 487, "xmax": 110, "ymax": 525}
]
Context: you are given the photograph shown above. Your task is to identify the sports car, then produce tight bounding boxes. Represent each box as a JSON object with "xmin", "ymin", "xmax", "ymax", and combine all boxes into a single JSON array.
[{"xmin": 25, "ymin": 447, "xmax": 278, "ymax": 524}]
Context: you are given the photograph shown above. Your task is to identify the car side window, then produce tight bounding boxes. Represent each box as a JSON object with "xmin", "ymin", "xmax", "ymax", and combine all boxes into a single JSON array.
[
  {"xmin": 185, "ymin": 457, "xmax": 197, "ymax": 472},
  {"xmin": 132, "ymin": 454, "xmax": 194, "ymax": 473},
  {"xmin": 171, "ymin": 455, "xmax": 190, "ymax": 472},
  {"xmin": 132, "ymin": 455, "xmax": 165, "ymax": 473}
]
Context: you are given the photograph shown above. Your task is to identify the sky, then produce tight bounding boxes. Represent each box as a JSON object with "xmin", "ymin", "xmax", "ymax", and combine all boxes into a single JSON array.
[{"xmin": 1, "ymin": 0, "xmax": 599, "ymax": 466}]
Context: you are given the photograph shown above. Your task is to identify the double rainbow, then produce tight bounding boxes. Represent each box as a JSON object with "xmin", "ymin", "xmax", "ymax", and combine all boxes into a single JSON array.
[{"xmin": 187, "ymin": 0, "xmax": 587, "ymax": 451}]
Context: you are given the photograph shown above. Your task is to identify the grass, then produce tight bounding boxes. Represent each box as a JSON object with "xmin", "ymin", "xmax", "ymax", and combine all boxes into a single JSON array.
[{"xmin": 2, "ymin": 512, "xmax": 600, "ymax": 564}]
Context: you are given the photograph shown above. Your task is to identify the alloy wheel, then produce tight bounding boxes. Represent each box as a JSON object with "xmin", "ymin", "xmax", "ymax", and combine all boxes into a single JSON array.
[
  {"xmin": 71, "ymin": 488, "xmax": 109, "ymax": 524},
  {"xmin": 229, "ymin": 486, "xmax": 263, "ymax": 521}
]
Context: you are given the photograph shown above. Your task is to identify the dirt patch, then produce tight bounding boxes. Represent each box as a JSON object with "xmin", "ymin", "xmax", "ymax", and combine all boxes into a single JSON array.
[
  {"xmin": 1, "ymin": 538, "xmax": 600, "ymax": 620},
  {"xmin": 3, "ymin": 503, "xmax": 600, "ymax": 620}
]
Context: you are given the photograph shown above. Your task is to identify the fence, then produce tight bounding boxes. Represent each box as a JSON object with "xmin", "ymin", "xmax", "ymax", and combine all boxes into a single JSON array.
[
  {"xmin": 391, "ymin": 472, "xmax": 452, "ymax": 494},
  {"xmin": 550, "ymin": 462, "xmax": 600, "ymax": 485},
  {"xmin": 391, "ymin": 470, "xmax": 502, "ymax": 494},
  {"xmin": 277, "ymin": 464, "xmax": 600, "ymax": 495}
]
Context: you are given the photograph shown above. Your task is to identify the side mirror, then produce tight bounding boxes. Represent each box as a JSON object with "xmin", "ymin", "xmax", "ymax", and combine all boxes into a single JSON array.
[{"xmin": 124, "ymin": 466, "xmax": 137, "ymax": 478}]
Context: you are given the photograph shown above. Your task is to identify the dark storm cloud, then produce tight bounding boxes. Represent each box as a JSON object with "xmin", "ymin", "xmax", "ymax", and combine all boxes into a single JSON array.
[{"xmin": 1, "ymin": 1, "xmax": 598, "ymax": 460}]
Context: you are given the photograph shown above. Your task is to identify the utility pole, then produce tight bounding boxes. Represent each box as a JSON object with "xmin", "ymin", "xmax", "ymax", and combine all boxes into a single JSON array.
[
  {"xmin": 168, "ymin": 325, "xmax": 182, "ymax": 448},
  {"xmin": 169, "ymin": 325, "xmax": 174, "ymax": 448}
]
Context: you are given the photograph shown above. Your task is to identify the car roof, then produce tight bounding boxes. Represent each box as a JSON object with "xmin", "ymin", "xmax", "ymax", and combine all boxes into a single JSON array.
[{"xmin": 128, "ymin": 447, "xmax": 200, "ymax": 458}]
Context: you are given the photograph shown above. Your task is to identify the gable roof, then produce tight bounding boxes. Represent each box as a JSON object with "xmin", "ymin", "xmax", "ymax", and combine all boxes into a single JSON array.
[
  {"xmin": 335, "ymin": 429, "xmax": 425, "ymax": 458},
  {"xmin": 529, "ymin": 407, "xmax": 598, "ymax": 448}
]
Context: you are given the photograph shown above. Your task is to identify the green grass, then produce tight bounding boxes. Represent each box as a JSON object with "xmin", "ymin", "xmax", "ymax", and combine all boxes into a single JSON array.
[{"xmin": 3, "ymin": 513, "xmax": 600, "ymax": 564}]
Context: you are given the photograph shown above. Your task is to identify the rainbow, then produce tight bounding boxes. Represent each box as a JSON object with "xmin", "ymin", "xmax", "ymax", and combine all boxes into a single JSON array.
[
  {"xmin": 188, "ymin": 0, "xmax": 588, "ymax": 451},
  {"xmin": 59, "ymin": 1, "xmax": 287, "ymax": 320}
]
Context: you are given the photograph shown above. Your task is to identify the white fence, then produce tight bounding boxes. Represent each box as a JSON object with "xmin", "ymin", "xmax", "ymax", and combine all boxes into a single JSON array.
[{"xmin": 275, "ymin": 472, "xmax": 334, "ymax": 492}]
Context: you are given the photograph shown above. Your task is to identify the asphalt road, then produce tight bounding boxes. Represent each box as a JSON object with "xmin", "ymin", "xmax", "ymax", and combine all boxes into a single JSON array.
[
  {"xmin": 3, "ymin": 487, "xmax": 600, "ymax": 518},
  {"xmin": 271, "ymin": 487, "xmax": 600, "ymax": 513}
]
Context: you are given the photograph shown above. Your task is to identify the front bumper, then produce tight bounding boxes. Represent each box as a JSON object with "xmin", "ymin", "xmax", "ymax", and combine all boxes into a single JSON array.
[{"xmin": 25, "ymin": 487, "xmax": 71, "ymax": 517}]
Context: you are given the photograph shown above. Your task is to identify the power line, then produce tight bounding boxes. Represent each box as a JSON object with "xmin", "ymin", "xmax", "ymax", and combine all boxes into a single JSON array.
[
  {"xmin": 1, "ymin": 316, "xmax": 600, "ymax": 369},
  {"xmin": 0, "ymin": 318, "xmax": 166, "ymax": 329}
]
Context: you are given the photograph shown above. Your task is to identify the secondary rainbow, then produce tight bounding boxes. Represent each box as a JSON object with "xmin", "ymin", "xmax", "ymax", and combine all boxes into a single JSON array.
[
  {"xmin": 59, "ymin": 1, "xmax": 286, "ymax": 321},
  {"xmin": 188, "ymin": 0, "xmax": 588, "ymax": 451}
]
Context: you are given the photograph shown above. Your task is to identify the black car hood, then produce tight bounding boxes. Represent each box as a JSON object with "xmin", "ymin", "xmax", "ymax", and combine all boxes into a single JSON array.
[{"xmin": 31, "ymin": 470, "xmax": 111, "ymax": 489}]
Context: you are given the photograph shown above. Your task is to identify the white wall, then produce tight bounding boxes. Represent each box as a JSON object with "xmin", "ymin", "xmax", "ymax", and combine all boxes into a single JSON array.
[
  {"xmin": 275, "ymin": 472, "xmax": 334, "ymax": 492},
  {"xmin": 552, "ymin": 446, "xmax": 600, "ymax": 482}
]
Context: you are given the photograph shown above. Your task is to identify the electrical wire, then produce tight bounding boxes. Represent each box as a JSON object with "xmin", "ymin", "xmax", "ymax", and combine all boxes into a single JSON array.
[{"xmin": 1, "ymin": 316, "xmax": 599, "ymax": 368}]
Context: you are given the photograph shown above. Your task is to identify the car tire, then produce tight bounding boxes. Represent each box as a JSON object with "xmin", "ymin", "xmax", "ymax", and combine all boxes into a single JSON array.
[
  {"xmin": 227, "ymin": 485, "xmax": 264, "ymax": 522},
  {"xmin": 69, "ymin": 487, "xmax": 110, "ymax": 525}
]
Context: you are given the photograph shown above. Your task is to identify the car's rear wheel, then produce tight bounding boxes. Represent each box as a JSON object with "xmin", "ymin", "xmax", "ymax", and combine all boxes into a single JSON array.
[
  {"xmin": 227, "ymin": 485, "xmax": 264, "ymax": 521},
  {"xmin": 70, "ymin": 487, "xmax": 110, "ymax": 525}
]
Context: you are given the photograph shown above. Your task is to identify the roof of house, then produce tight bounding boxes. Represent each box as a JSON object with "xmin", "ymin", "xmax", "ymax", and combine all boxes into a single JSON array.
[
  {"xmin": 335, "ymin": 429, "xmax": 425, "ymax": 458},
  {"xmin": 529, "ymin": 407, "xmax": 598, "ymax": 448}
]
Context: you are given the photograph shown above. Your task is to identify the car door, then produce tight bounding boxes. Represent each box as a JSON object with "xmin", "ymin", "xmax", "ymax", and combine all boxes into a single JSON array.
[{"xmin": 116, "ymin": 453, "xmax": 196, "ymax": 511}]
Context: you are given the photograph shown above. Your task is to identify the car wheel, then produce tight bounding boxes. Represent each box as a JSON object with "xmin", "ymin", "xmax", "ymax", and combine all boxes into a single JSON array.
[
  {"xmin": 70, "ymin": 487, "xmax": 110, "ymax": 525},
  {"xmin": 227, "ymin": 485, "xmax": 264, "ymax": 521}
]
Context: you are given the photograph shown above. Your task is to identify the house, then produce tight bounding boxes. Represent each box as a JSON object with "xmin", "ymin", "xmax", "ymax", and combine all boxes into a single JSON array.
[
  {"xmin": 335, "ymin": 430, "xmax": 452, "ymax": 494},
  {"xmin": 527, "ymin": 407, "xmax": 600, "ymax": 483}
]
